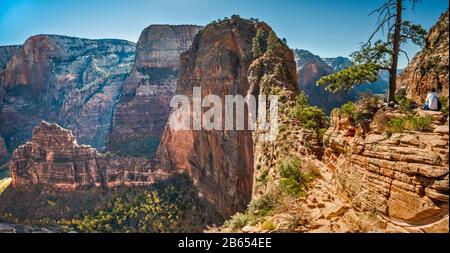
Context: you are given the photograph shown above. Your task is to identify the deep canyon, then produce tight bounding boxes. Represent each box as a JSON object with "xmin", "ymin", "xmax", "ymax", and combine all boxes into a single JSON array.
[{"xmin": 0, "ymin": 12, "xmax": 448, "ymax": 233}]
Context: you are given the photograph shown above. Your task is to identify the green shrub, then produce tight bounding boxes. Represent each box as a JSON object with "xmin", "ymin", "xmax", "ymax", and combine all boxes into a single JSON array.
[
  {"xmin": 388, "ymin": 115, "xmax": 432, "ymax": 133},
  {"xmin": 291, "ymin": 92, "xmax": 329, "ymax": 139},
  {"xmin": 355, "ymin": 93, "xmax": 382, "ymax": 121},
  {"xmin": 388, "ymin": 117, "xmax": 406, "ymax": 133},
  {"xmin": 395, "ymin": 95, "xmax": 414, "ymax": 112},
  {"xmin": 261, "ymin": 219, "xmax": 276, "ymax": 231},
  {"xmin": 338, "ymin": 101, "xmax": 357, "ymax": 118},
  {"xmin": 224, "ymin": 192, "xmax": 280, "ymax": 231},
  {"xmin": 256, "ymin": 168, "xmax": 269, "ymax": 185},
  {"xmin": 224, "ymin": 212, "xmax": 255, "ymax": 231},
  {"xmin": 439, "ymin": 97, "xmax": 449, "ymax": 117},
  {"xmin": 248, "ymin": 193, "xmax": 280, "ymax": 217},
  {"xmin": 410, "ymin": 115, "xmax": 432, "ymax": 132},
  {"xmin": 279, "ymin": 157, "xmax": 314, "ymax": 197}
]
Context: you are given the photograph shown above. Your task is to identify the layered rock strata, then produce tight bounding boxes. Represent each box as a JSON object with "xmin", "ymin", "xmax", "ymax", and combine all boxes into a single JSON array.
[
  {"xmin": 0, "ymin": 35, "xmax": 135, "ymax": 153},
  {"xmin": 323, "ymin": 108, "xmax": 449, "ymax": 229},
  {"xmin": 10, "ymin": 121, "xmax": 169, "ymax": 189},
  {"xmin": 154, "ymin": 17, "xmax": 300, "ymax": 217},
  {"xmin": 107, "ymin": 25, "xmax": 202, "ymax": 157}
]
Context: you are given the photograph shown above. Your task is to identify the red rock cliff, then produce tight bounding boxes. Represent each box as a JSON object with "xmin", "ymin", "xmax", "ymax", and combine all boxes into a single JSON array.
[
  {"xmin": 153, "ymin": 17, "xmax": 298, "ymax": 217},
  {"xmin": 10, "ymin": 121, "xmax": 170, "ymax": 189},
  {"xmin": 108, "ymin": 25, "xmax": 202, "ymax": 157},
  {"xmin": 0, "ymin": 35, "xmax": 135, "ymax": 153},
  {"xmin": 398, "ymin": 11, "xmax": 449, "ymax": 104}
]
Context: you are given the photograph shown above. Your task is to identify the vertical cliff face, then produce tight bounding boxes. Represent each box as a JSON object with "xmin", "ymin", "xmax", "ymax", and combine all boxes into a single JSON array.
[
  {"xmin": 154, "ymin": 17, "xmax": 298, "ymax": 217},
  {"xmin": 0, "ymin": 35, "xmax": 135, "ymax": 153},
  {"xmin": 398, "ymin": 11, "xmax": 449, "ymax": 104},
  {"xmin": 0, "ymin": 45, "xmax": 21, "ymax": 70},
  {"xmin": 108, "ymin": 25, "xmax": 202, "ymax": 157}
]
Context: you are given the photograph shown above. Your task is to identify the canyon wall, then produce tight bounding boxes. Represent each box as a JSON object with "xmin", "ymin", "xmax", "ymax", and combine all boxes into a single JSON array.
[
  {"xmin": 107, "ymin": 25, "xmax": 202, "ymax": 157},
  {"xmin": 0, "ymin": 45, "xmax": 21, "ymax": 70},
  {"xmin": 0, "ymin": 35, "xmax": 135, "ymax": 153},
  {"xmin": 398, "ymin": 11, "xmax": 449, "ymax": 104},
  {"xmin": 154, "ymin": 17, "xmax": 299, "ymax": 217}
]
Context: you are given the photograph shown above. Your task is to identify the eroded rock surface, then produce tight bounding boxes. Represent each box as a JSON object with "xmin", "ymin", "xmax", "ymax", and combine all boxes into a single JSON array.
[
  {"xmin": 107, "ymin": 25, "xmax": 202, "ymax": 157},
  {"xmin": 322, "ymin": 109, "xmax": 448, "ymax": 231},
  {"xmin": 0, "ymin": 35, "xmax": 135, "ymax": 153},
  {"xmin": 398, "ymin": 11, "xmax": 449, "ymax": 103},
  {"xmin": 10, "ymin": 121, "xmax": 169, "ymax": 189},
  {"xmin": 154, "ymin": 17, "xmax": 299, "ymax": 218},
  {"xmin": 0, "ymin": 45, "xmax": 21, "ymax": 70}
]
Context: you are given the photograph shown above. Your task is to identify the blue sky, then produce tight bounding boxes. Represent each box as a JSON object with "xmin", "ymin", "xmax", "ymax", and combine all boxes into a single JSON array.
[{"xmin": 0, "ymin": 0, "xmax": 448, "ymax": 68}]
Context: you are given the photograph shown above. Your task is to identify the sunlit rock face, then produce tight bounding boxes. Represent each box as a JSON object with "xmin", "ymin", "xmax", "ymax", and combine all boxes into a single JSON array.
[
  {"xmin": 0, "ymin": 35, "xmax": 135, "ymax": 153},
  {"xmin": 398, "ymin": 11, "xmax": 449, "ymax": 104},
  {"xmin": 323, "ymin": 108, "xmax": 448, "ymax": 231},
  {"xmin": 153, "ymin": 17, "xmax": 299, "ymax": 218},
  {"xmin": 107, "ymin": 25, "xmax": 202, "ymax": 158},
  {"xmin": 10, "ymin": 121, "xmax": 169, "ymax": 189}
]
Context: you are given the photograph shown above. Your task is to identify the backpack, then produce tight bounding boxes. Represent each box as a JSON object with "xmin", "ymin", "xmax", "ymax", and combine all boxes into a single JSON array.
[{"xmin": 437, "ymin": 98, "xmax": 442, "ymax": 111}]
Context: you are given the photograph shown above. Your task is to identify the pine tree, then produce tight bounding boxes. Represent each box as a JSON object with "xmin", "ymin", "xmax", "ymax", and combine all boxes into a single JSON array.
[
  {"xmin": 266, "ymin": 31, "xmax": 279, "ymax": 55},
  {"xmin": 252, "ymin": 37, "xmax": 262, "ymax": 58},
  {"xmin": 317, "ymin": 0, "xmax": 426, "ymax": 103},
  {"xmin": 274, "ymin": 63, "xmax": 286, "ymax": 80}
]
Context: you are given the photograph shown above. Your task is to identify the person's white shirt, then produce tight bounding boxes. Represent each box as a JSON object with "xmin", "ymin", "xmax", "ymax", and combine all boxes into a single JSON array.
[{"xmin": 426, "ymin": 92, "xmax": 439, "ymax": 110}]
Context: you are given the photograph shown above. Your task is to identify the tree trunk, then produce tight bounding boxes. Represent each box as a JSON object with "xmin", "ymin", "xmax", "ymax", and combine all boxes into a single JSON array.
[{"xmin": 388, "ymin": 0, "xmax": 402, "ymax": 103}]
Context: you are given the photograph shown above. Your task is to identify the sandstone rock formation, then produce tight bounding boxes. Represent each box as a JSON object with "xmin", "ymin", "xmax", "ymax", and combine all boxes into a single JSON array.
[
  {"xmin": 154, "ymin": 17, "xmax": 299, "ymax": 217},
  {"xmin": 107, "ymin": 25, "xmax": 202, "ymax": 157},
  {"xmin": 10, "ymin": 121, "xmax": 170, "ymax": 189},
  {"xmin": 0, "ymin": 35, "xmax": 135, "ymax": 154},
  {"xmin": 398, "ymin": 11, "xmax": 449, "ymax": 104},
  {"xmin": 323, "ymin": 108, "xmax": 449, "ymax": 231}
]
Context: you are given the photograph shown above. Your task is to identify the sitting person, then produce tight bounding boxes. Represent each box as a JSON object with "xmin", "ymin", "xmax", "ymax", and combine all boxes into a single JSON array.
[{"xmin": 423, "ymin": 88, "xmax": 440, "ymax": 111}]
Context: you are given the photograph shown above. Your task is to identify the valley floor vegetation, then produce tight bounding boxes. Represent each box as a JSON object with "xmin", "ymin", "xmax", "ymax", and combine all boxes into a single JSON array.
[{"xmin": 0, "ymin": 174, "xmax": 222, "ymax": 233}]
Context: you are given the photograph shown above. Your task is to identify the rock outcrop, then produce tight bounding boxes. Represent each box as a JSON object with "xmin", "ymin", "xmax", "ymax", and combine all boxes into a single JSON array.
[
  {"xmin": 398, "ymin": 11, "xmax": 449, "ymax": 104},
  {"xmin": 10, "ymin": 121, "xmax": 169, "ymax": 189},
  {"xmin": 323, "ymin": 109, "xmax": 448, "ymax": 231},
  {"xmin": 0, "ymin": 45, "xmax": 21, "ymax": 70},
  {"xmin": 154, "ymin": 17, "xmax": 299, "ymax": 217},
  {"xmin": 0, "ymin": 35, "xmax": 135, "ymax": 153},
  {"xmin": 107, "ymin": 25, "xmax": 202, "ymax": 157}
]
